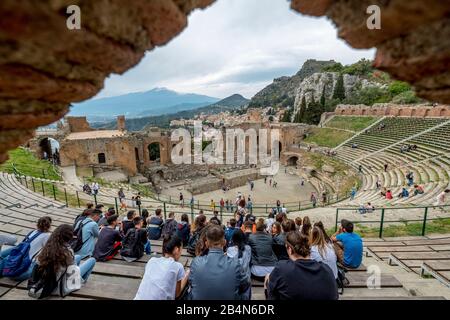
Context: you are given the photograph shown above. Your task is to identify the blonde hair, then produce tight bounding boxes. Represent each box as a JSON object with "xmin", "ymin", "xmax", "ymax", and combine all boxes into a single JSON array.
[{"xmin": 310, "ymin": 226, "xmax": 328, "ymax": 259}]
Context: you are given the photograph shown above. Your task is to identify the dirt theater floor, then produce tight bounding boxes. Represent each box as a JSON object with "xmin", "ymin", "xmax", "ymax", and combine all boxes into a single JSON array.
[{"xmin": 160, "ymin": 165, "xmax": 316, "ymax": 206}]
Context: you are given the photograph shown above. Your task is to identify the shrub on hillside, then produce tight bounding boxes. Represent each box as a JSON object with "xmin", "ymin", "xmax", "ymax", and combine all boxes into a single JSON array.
[
  {"xmin": 391, "ymin": 90, "xmax": 422, "ymax": 104},
  {"xmin": 388, "ymin": 81, "xmax": 411, "ymax": 96}
]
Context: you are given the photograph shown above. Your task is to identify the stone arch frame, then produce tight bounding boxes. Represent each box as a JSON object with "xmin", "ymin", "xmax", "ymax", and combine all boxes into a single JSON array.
[{"xmin": 286, "ymin": 155, "xmax": 299, "ymax": 166}]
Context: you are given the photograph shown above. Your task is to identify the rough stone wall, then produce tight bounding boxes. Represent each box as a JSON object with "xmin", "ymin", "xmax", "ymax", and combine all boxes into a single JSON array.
[
  {"xmin": 66, "ymin": 117, "xmax": 93, "ymax": 133},
  {"xmin": 291, "ymin": 0, "xmax": 450, "ymax": 104},
  {"xmin": 0, "ymin": 0, "xmax": 215, "ymax": 163},
  {"xmin": 59, "ymin": 136, "xmax": 138, "ymax": 176},
  {"xmin": 334, "ymin": 104, "xmax": 450, "ymax": 118}
]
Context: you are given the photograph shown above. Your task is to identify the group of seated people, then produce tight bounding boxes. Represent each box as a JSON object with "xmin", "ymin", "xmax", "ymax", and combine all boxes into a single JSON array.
[
  {"xmin": 381, "ymin": 184, "xmax": 424, "ymax": 200},
  {"xmin": 358, "ymin": 202, "xmax": 375, "ymax": 214},
  {"xmin": 400, "ymin": 144, "xmax": 418, "ymax": 153},
  {"xmin": 0, "ymin": 202, "xmax": 363, "ymax": 300},
  {"xmin": 136, "ymin": 209, "xmax": 363, "ymax": 300}
]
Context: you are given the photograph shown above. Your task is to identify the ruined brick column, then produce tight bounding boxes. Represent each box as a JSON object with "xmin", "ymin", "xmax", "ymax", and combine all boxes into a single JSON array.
[{"xmin": 0, "ymin": 0, "xmax": 214, "ymax": 163}]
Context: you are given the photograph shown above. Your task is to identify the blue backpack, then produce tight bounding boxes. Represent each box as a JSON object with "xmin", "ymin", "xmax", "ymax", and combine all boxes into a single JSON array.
[{"xmin": 3, "ymin": 231, "xmax": 42, "ymax": 278}]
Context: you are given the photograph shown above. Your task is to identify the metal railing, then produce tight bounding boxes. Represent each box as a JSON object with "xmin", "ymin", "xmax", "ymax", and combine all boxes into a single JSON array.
[{"xmin": 334, "ymin": 205, "xmax": 450, "ymax": 238}]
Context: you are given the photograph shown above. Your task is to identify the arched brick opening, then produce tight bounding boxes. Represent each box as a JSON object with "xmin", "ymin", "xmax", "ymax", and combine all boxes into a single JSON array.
[{"xmin": 287, "ymin": 156, "xmax": 299, "ymax": 166}]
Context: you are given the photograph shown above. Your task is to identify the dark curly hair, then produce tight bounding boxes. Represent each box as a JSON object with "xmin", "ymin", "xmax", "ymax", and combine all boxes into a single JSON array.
[
  {"xmin": 38, "ymin": 224, "xmax": 74, "ymax": 274},
  {"xmin": 37, "ymin": 216, "xmax": 52, "ymax": 232}
]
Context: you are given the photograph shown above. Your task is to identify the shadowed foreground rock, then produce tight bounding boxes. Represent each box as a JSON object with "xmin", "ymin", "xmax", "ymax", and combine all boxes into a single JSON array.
[{"xmin": 0, "ymin": 0, "xmax": 215, "ymax": 163}]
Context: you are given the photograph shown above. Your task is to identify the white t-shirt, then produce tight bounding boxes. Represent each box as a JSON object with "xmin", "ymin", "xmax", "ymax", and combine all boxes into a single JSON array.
[
  {"xmin": 134, "ymin": 256, "xmax": 185, "ymax": 300},
  {"xmin": 310, "ymin": 244, "xmax": 338, "ymax": 279},
  {"xmin": 28, "ymin": 230, "xmax": 51, "ymax": 261}
]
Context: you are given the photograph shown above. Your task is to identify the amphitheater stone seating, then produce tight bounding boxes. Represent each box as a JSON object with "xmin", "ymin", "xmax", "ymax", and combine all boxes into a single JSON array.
[{"xmin": 333, "ymin": 117, "xmax": 450, "ymax": 207}]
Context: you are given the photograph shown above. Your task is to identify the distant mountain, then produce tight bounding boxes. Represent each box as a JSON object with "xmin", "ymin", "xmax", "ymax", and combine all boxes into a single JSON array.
[
  {"xmin": 69, "ymin": 87, "xmax": 220, "ymax": 120},
  {"xmin": 92, "ymin": 93, "xmax": 249, "ymax": 131}
]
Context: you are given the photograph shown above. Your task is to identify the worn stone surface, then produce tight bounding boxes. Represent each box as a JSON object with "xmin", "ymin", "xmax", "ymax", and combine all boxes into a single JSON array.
[
  {"xmin": 0, "ymin": 0, "xmax": 215, "ymax": 163},
  {"xmin": 334, "ymin": 104, "xmax": 450, "ymax": 117}
]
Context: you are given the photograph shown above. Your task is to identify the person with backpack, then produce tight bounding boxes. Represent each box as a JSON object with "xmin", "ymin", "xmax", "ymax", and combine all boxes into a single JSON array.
[
  {"xmin": 1, "ymin": 217, "xmax": 52, "ymax": 281},
  {"xmin": 27, "ymin": 224, "xmax": 96, "ymax": 299},
  {"xmin": 120, "ymin": 217, "xmax": 148, "ymax": 262},
  {"xmin": 187, "ymin": 215, "xmax": 207, "ymax": 256},
  {"xmin": 121, "ymin": 210, "xmax": 137, "ymax": 236},
  {"xmin": 73, "ymin": 204, "xmax": 94, "ymax": 229},
  {"xmin": 226, "ymin": 229, "xmax": 251, "ymax": 299},
  {"xmin": 73, "ymin": 209, "xmax": 101, "ymax": 259},
  {"xmin": 224, "ymin": 218, "xmax": 238, "ymax": 247},
  {"xmin": 93, "ymin": 215, "xmax": 123, "ymax": 262},
  {"xmin": 176, "ymin": 214, "xmax": 190, "ymax": 247},
  {"xmin": 161, "ymin": 212, "xmax": 177, "ymax": 238},
  {"xmin": 147, "ymin": 209, "xmax": 164, "ymax": 240}
]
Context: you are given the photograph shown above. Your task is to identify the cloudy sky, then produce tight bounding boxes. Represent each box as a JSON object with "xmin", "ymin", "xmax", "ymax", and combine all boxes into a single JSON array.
[{"xmin": 96, "ymin": 0, "xmax": 375, "ymax": 100}]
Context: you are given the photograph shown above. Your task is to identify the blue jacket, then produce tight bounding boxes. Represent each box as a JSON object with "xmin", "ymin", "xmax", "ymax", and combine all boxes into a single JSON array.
[
  {"xmin": 74, "ymin": 217, "xmax": 99, "ymax": 259},
  {"xmin": 189, "ymin": 248, "xmax": 250, "ymax": 300}
]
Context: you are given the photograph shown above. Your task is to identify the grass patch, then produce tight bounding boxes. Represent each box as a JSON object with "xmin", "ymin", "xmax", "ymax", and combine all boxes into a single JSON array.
[
  {"xmin": 353, "ymin": 218, "xmax": 450, "ymax": 238},
  {"xmin": 303, "ymin": 128, "xmax": 354, "ymax": 148},
  {"xmin": 325, "ymin": 116, "xmax": 379, "ymax": 132},
  {"xmin": 0, "ymin": 148, "xmax": 61, "ymax": 180}
]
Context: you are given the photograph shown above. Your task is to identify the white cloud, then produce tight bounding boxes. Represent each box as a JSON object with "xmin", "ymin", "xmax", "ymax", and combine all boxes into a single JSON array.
[{"xmin": 96, "ymin": 0, "xmax": 375, "ymax": 99}]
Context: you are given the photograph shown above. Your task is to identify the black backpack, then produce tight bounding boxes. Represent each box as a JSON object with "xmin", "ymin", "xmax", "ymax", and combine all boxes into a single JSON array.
[
  {"xmin": 120, "ymin": 229, "xmax": 141, "ymax": 259},
  {"xmin": 336, "ymin": 265, "xmax": 349, "ymax": 295},
  {"xmin": 27, "ymin": 264, "xmax": 59, "ymax": 299},
  {"xmin": 70, "ymin": 219, "xmax": 94, "ymax": 252}
]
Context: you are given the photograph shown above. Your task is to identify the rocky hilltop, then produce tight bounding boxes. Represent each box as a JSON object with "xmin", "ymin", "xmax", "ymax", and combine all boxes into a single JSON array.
[
  {"xmin": 252, "ymin": 59, "xmax": 421, "ymax": 124},
  {"xmin": 248, "ymin": 59, "xmax": 337, "ymax": 109}
]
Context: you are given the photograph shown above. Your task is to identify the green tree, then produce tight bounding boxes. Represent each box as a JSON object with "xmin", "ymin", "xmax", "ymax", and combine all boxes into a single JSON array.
[
  {"xmin": 281, "ymin": 108, "xmax": 293, "ymax": 122},
  {"xmin": 388, "ymin": 81, "xmax": 411, "ymax": 96},
  {"xmin": 320, "ymin": 87, "xmax": 326, "ymax": 108},
  {"xmin": 332, "ymin": 74, "xmax": 345, "ymax": 101}
]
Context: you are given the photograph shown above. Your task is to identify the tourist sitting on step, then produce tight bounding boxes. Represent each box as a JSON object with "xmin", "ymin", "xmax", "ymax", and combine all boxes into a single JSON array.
[
  {"xmin": 188, "ymin": 225, "xmax": 250, "ymax": 300},
  {"xmin": 0, "ymin": 217, "xmax": 52, "ymax": 281},
  {"xmin": 310, "ymin": 226, "xmax": 338, "ymax": 279},
  {"xmin": 161, "ymin": 212, "xmax": 178, "ymax": 238},
  {"xmin": 175, "ymin": 214, "xmax": 191, "ymax": 247},
  {"xmin": 436, "ymin": 189, "xmax": 450, "ymax": 210},
  {"xmin": 28, "ymin": 224, "xmax": 96, "ymax": 299},
  {"xmin": 242, "ymin": 221, "xmax": 254, "ymax": 244},
  {"xmin": 93, "ymin": 214, "xmax": 122, "ymax": 262},
  {"xmin": 248, "ymin": 219, "xmax": 278, "ymax": 281},
  {"xmin": 265, "ymin": 232, "xmax": 338, "ymax": 300},
  {"xmin": 413, "ymin": 184, "xmax": 425, "ymax": 196},
  {"xmin": 73, "ymin": 203, "xmax": 95, "ymax": 228},
  {"xmin": 186, "ymin": 215, "xmax": 207, "ymax": 256},
  {"xmin": 226, "ymin": 230, "xmax": 252, "ymax": 300},
  {"xmin": 331, "ymin": 219, "xmax": 363, "ymax": 269},
  {"xmin": 73, "ymin": 209, "xmax": 101, "ymax": 259},
  {"xmin": 294, "ymin": 217, "xmax": 302, "ymax": 231},
  {"xmin": 224, "ymin": 218, "xmax": 238, "ymax": 247},
  {"xmin": 385, "ymin": 189, "xmax": 393, "ymax": 200},
  {"xmin": 265, "ymin": 212, "xmax": 275, "ymax": 234},
  {"xmin": 398, "ymin": 187, "xmax": 410, "ymax": 198},
  {"xmin": 121, "ymin": 210, "xmax": 137, "ymax": 237},
  {"xmin": 299, "ymin": 216, "xmax": 312, "ymax": 237},
  {"xmin": 134, "ymin": 234, "xmax": 189, "ymax": 300},
  {"xmin": 146, "ymin": 209, "xmax": 164, "ymax": 241},
  {"xmin": 120, "ymin": 216, "xmax": 148, "ymax": 262}
]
